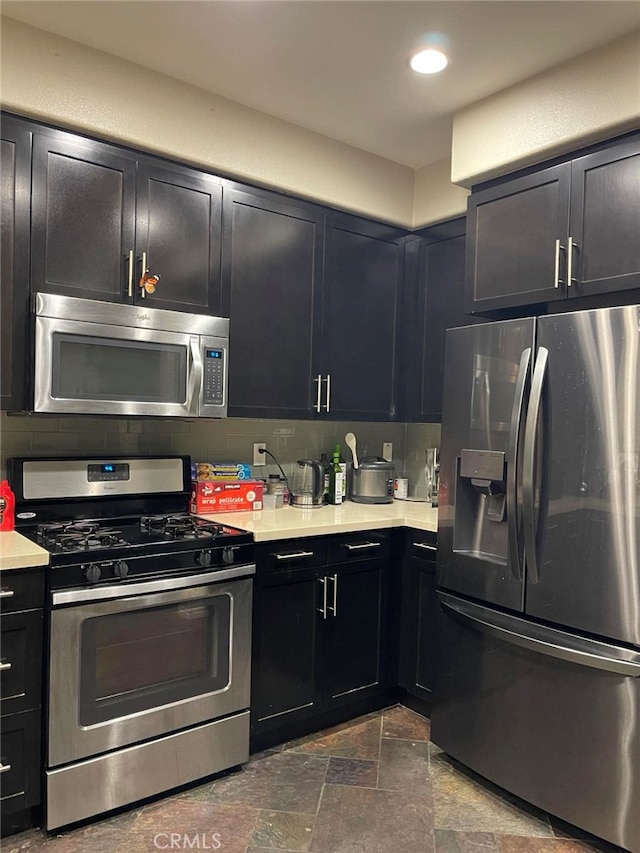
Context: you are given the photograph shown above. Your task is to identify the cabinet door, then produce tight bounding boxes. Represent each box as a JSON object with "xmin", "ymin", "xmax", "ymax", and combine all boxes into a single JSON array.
[
  {"xmin": 569, "ymin": 135, "xmax": 640, "ymax": 297},
  {"xmin": 410, "ymin": 228, "xmax": 480, "ymax": 422},
  {"xmin": 323, "ymin": 558, "xmax": 389, "ymax": 708},
  {"xmin": 0, "ymin": 610, "xmax": 44, "ymax": 717},
  {"xmin": 31, "ymin": 130, "xmax": 136, "ymax": 302},
  {"xmin": 321, "ymin": 214, "xmax": 404, "ymax": 420},
  {"xmin": 251, "ymin": 564, "xmax": 324, "ymax": 735},
  {"xmin": 0, "ymin": 709, "xmax": 41, "ymax": 819},
  {"xmin": 135, "ymin": 160, "xmax": 222, "ymax": 313},
  {"xmin": 399, "ymin": 535, "xmax": 438, "ymax": 702},
  {"xmin": 466, "ymin": 164, "xmax": 571, "ymax": 313},
  {"xmin": 221, "ymin": 187, "xmax": 324, "ymax": 419},
  {"xmin": 1, "ymin": 117, "xmax": 31, "ymax": 410}
]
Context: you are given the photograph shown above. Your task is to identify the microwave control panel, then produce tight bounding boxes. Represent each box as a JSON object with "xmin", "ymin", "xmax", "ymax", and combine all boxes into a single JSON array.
[{"xmin": 203, "ymin": 348, "xmax": 225, "ymax": 406}]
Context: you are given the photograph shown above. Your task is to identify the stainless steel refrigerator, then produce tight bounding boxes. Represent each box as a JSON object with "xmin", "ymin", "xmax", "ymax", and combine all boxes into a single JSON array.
[{"xmin": 431, "ymin": 304, "xmax": 640, "ymax": 853}]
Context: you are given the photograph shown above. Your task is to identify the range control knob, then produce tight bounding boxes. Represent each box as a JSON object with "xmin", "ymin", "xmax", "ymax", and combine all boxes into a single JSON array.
[
  {"xmin": 83, "ymin": 564, "xmax": 102, "ymax": 584},
  {"xmin": 113, "ymin": 560, "xmax": 129, "ymax": 579},
  {"xmin": 222, "ymin": 547, "xmax": 235, "ymax": 565},
  {"xmin": 196, "ymin": 550, "xmax": 212, "ymax": 568}
]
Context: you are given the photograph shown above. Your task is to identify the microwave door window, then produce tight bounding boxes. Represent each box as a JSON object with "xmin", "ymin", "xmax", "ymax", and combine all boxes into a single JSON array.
[{"xmin": 51, "ymin": 333, "xmax": 187, "ymax": 403}]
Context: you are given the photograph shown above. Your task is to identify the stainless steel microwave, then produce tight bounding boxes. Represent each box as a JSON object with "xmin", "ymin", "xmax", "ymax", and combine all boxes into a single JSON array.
[{"xmin": 33, "ymin": 293, "xmax": 229, "ymax": 417}]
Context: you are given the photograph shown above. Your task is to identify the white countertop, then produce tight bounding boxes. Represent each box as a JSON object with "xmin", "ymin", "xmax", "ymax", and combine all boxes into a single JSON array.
[
  {"xmin": 197, "ymin": 499, "xmax": 438, "ymax": 542},
  {"xmin": 0, "ymin": 531, "xmax": 50, "ymax": 571}
]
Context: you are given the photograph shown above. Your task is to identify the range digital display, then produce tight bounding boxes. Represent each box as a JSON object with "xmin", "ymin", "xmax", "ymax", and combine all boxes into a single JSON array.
[{"xmin": 87, "ymin": 462, "xmax": 130, "ymax": 482}]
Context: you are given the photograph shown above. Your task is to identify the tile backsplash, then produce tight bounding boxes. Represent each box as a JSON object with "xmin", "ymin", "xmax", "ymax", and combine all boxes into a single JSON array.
[{"xmin": 0, "ymin": 413, "xmax": 413, "ymax": 483}]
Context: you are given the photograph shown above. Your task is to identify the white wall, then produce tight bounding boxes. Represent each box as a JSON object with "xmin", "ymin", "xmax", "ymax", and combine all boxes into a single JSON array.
[
  {"xmin": 413, "ymin": 157, "xmax": 469, "ymax": 228},
  {"xmin": 452, "ymin": 31, "xmax": 640, "ymax": 187},
  {"xmin": 0, "ymin": 17, "xmax": 416, "ymax": 227}
]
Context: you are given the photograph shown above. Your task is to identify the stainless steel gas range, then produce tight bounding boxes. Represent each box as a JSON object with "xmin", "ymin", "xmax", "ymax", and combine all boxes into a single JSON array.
[{"xmin": 9, "ymin": 455, "xmax": 255, "ymax": 831}]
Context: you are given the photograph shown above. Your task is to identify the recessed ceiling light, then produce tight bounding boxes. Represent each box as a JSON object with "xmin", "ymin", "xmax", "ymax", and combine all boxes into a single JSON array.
[{"xmin": 409, "ymin": 48, "xmax": 448, "ymax": 75}]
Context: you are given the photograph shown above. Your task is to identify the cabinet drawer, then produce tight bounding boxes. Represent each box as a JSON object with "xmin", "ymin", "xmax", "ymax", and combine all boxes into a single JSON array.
[
  {"xmin": 0, "ymin": 708, "xmax": 41, "ymax": 814},
  {"xmin": 0, "ymin": 610, "xmax": 44, "ymax": 716},
  {"xmin": 0, "ymin": 570, "xmax": 45, "ymax": 614},
  {"xmin": 257, "ymin": 538, "xmax": 328, "ymax": 574},
  {"xmin": 406, "ymin": 531, "xmax": 437, "ymax": 565},
  {"xmin": 328, "ymin": 531, "xmax": 390, "ymax": 564}
]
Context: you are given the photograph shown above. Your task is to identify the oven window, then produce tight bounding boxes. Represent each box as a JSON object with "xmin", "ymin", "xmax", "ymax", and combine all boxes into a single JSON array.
[
  {"xmin": 79, "ymin": 594, "xmax": 231, "ymax": 726},
  {"xmin": 51, "ymin": 333, "xmax": 187, "ymax": 403}
]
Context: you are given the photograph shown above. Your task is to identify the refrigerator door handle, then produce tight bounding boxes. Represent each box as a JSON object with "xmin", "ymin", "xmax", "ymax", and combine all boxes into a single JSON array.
[
  {"xmin": 440, "ymin": 594, "xmax": 640, "ymax": 677},
  {"xmin": 522, "ymin": 346, "xmax": 548, "ymax": 584},
  {"xmin": 506, "ymin": 347, "xmax": 531, "ymax": 580}
]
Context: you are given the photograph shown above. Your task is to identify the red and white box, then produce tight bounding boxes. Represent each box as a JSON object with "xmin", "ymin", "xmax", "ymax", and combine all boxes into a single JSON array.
[{"xmin": 190, "ymin": 479, "xmax": 263, "ymax": 514}]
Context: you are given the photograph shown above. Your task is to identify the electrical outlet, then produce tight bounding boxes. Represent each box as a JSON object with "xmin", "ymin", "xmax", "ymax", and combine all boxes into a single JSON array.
[
  {"xmin": 253, "ymin": 443, "xmax": 266, "ymax": 465},
  {"xmin": 382, "ymin": 442, "xmax": 393, "ymax": 462}
]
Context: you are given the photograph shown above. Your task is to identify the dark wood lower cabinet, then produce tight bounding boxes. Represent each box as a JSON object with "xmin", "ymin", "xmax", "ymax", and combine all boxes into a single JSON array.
[
  {"xmin": 251, "ymin": 532, "xmax": 392, "ymax": 748},
  {"xmin": 0, "ymin": 569, "xmax": 45, "ymax": 837},
  {"xmin": 398, "ymin": 530, "xmax": 438, "ymax": 709}
]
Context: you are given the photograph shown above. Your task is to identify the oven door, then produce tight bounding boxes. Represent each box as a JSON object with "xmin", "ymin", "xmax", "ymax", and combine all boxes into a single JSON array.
[
  {"xmin": 34, "ymin": 315, "xmax": 201, "ymax": 417},
  {"xmin": 48, "ymin": 568, "xmax": 253, "ymax": 767}
]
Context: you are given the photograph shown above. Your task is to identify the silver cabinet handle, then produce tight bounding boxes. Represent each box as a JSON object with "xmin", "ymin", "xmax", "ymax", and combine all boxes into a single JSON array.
[
  {"xmin": 553, "ymin": 239, "xmax": 565, "ymax": 288},
  {"xmin": 326, "ymin": 573, "xmax": 338, "ymax": 617},
  {"xmin": 140, "ymin": 250, "xmax": 147, "ymax": 298},
  {"xmin": 314, "ymin": 374, "xmax": 322, "ymax": 412},
  {"xmin": 0, "ymin": 661, "xmax": 12, "ymax": 672},
  {"xmin": 0, "ymin": 589, "xmax": 15, "ymax": 599},
  {"xmin": 318, "ymin": 576, "xmax": 327, "ymax": 619},
  {"xmin": 0, "ymin": 763, "xmax": 11, "ymax": 774},
  {"xmin": 413, "ymin": 542, "xmax": 437, "ymax": 551},
  {"xmin": 127, "ymin": 249, "xmax": 134, "ymax": 297},
  {"xmin": 324, "ymin": 374, "xmax": 331, "ymax": 412},
  {"xmin": 343, "ymin": 542, "xmax": 381, "ymax": 551},
  {"xmin": 274, "ymin": 551, "xmax": 314, "ymax": 561},
  {"xmin": 567, "ymin": 236, "xmax": 579, "ymax": 287}
]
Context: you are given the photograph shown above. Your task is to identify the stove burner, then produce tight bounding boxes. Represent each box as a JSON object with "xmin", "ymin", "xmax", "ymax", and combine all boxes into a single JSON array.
[
  {"xmin": 39, "ymin": 521, "xmax": 127, "ymax": 552},
  {"xmin": 140, "ymin": 514, "xmax": 222, "ymax": 540}
]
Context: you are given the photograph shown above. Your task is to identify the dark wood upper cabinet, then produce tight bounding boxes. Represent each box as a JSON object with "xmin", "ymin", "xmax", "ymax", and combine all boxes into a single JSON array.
[
  {"xmin": 31, "ymin": 127, "xmax": 222, "ymax": 314},
  {"xmin": 466, "ymin": 164, "xmax": 571, "ymax": 313},
  {"xmin": 31, "ymin": 130, "xmax": 137, "ymax": 303},
  {"xmin": 466, "ymin": 132, "xmax": 640, "ymax": 314},
  {"xmin": 135, "ymin": 159, "xmax": 222, "ymax": 314},
  {"xmin": 321, "ymin": 213, "xmax": 405, "ymax": 421},
  {"xmin": 221, "ymin": 186, "xmax": 324, "ymax": 419},
  {"xmin": 1, "ymin": 118, "xmax": 31, "ymax": 410},
  {"xmin": 569, "ymin": 135, "xmax": 640, "ymax": 297},
  {"xmin": 407, "ymin": 223, "xmax": 480, "ymax": 423}
]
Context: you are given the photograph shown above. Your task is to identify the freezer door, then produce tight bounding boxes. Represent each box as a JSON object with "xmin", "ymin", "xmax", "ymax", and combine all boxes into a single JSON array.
[
  {"xmin": 438, "ymin": 318, "xmax": 535, "ymax": 610},
  {"xmin": 525, "ymin": 305, "xmax": 640, "ymax": 647},
  {"xmin": 431, "ymin": 593, "xmax": 640, "ymax": 853}
]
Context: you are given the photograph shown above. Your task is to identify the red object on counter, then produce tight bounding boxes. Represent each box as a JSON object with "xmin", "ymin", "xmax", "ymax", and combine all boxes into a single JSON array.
[
  {"xmin": 190, "ymin": 479, "xmax": 263, "ymax": 514},
  {"xmin": 0, "ymin": 480, "xmax": 15, "ymax": 531}
]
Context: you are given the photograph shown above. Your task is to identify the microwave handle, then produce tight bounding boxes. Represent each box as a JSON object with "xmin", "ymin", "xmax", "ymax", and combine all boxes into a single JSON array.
[{"xmin": 188, "ymin": 337, "xmax": 203, "ymax": 416}]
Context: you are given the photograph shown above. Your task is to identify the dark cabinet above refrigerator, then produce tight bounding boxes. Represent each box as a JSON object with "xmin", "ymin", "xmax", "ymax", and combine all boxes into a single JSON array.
[{"xmin": 465, "ymin": 131, "xmax": 640, "ymax": 314}]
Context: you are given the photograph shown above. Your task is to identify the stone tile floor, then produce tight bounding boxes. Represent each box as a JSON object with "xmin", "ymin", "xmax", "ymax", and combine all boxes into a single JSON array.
[{"xmin": 4, "ymin": 705, "xmax": 625, "ymax": 853}]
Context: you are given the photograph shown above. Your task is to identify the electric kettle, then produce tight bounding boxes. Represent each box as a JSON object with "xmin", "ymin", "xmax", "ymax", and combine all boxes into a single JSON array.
[{"xmin": 290, "ymin": 459, "xmax": 325, "ymax": 509}]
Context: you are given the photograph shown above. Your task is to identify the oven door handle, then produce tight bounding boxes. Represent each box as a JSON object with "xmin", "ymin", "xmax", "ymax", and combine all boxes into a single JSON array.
[{"xmin": 51, "ymin": 564, "xmax": 256, "ymax": 606}]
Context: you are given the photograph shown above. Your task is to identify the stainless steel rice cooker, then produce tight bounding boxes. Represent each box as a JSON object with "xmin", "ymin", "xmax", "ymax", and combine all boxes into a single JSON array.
[{"xmin": 351, "ymin": 458, "xmax": 395, "ymax": 504}]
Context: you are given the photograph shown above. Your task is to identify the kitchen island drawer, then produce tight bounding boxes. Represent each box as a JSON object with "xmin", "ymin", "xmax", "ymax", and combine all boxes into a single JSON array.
[
  {"xmin": 0, "ymin": 570, "xmax": 45, "ymax": 614},
  {"xmin": 0, "ymin": 609, "xmax": 44, "ymax": 716},
  {"xmin": 328, "ymin": 530, "xmax": 390, "ymax": 564}
]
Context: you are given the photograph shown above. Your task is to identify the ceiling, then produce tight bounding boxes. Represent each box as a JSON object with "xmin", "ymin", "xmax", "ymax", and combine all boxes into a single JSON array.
[{"xmin": 3, "ymin": 1, "xmax": 640, "ymax": 169}]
